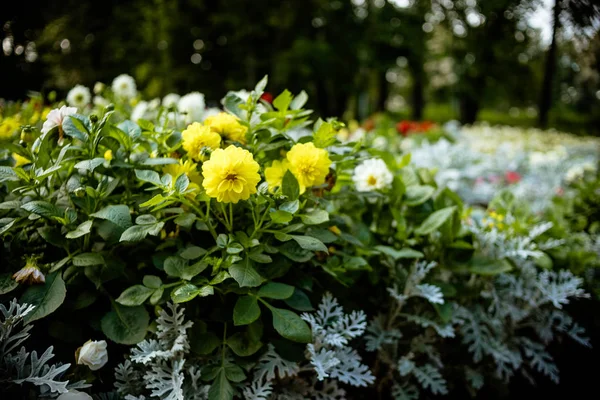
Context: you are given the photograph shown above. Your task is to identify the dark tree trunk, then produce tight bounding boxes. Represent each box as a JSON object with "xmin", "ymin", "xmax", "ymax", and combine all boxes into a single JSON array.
[
  {"xmin": 539, "ymin": 0, "xmax": 561, "ymax": 129},
  {"xmin": 377, "ymin": 69, "xmax": 389, "ymax": 112},
  {"xmin": 460, "ymin": 94, "xmax": 480, "ymax": 124},
  {"xmin": 411, "ymin": 63, "xmax": 424, "ymax": 120}
]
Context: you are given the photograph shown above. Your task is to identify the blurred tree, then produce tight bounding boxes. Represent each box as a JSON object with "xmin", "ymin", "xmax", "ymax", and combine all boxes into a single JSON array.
[{"xmin": 538, "ymin": 0, "xmax": 600, "ymax": 128}]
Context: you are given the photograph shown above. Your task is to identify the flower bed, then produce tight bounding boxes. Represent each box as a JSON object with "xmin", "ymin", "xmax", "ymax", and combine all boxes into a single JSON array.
[{"xmin": 0, "ymin": 77, "xmax": 597, "ymax": 399}]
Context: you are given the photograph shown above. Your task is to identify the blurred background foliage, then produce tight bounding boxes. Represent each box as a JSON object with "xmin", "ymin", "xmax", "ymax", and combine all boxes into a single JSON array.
[{"xmin": 1, "ymin": 0, "xmax": 600, "ymax": 134}]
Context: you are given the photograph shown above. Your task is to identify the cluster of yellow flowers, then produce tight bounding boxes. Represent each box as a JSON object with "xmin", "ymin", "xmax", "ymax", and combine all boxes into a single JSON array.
[
  {"xmin": 0, "ymin": 116, "xmax": 21, "ymax": 141},
  {"xmin": 482, "ymin": 210, "xmax": 506, "ymax": 230},
  {"xmin": 173, "ymin": 112, "xmax": 332, "ymax": 204}
]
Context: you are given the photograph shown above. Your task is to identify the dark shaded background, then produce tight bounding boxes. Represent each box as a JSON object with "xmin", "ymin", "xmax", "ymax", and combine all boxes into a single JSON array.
[{"xmin": 2, "ymin": 0, "xmax": 600, "ymax": 133}]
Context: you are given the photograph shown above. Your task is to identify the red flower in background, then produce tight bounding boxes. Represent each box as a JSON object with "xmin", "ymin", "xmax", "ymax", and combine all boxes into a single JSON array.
[
  {"xmin": 363, "ymin": 118, "xmax": 375, "ymax": 132},
  {"xmin": 260, "ymin": 92, "xmax": 273, "ymax": 104},
  {"xmin": 395, "ymin": 120, "xmax": 435, "ymax": 136},
  {"xmin": 505, "ymin": 171, "xmax": 521, "ymax": 184}
]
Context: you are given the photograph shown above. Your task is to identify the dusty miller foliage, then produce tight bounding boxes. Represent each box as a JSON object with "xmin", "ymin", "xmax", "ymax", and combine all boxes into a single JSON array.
[
  {"xmin": 114, "ymin": 298, "xmax": 372, "ymax": 400},
  {"xmin": 243, "ymin": 293, "xmax": 373, "ymax": 400},
  {"xmin": 365, "ymin": 216, "xmax": 591, "ymax": 399},
  {"xmin": 0, "ymin": 299, "xmax": 88, "ymax": 397},
  {"xmin": 114, "ymin": 302, "xmax": 210, "ymax": 400}
]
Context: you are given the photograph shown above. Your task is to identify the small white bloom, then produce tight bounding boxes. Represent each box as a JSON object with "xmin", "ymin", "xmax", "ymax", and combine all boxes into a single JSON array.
[
  {"xmin": 353, "ymin": 158, "xmax": 393, "ymax": 192},
  {"xmin": 112, "ymin": 74, "xmax": 137, "ymax": 99},
  {"xmin": 148, "ymin": 98, "xmax": 161, "ymax": 109},
  {"xmin": 57, "ymin": 390, "xmax": 93, "ymax": 400},
  {"xmin": 93, "ymin": 96, "xmax": 109, "ymax": 108},
  {"xmin": 77, "ymin": 339, "xmax": 108, "ymax": 371},
  {"xmin": 372, "ymin": 136, "xmax": 388, "ymax": 150},
  {"xmin": 565, "ymin": 165, "xmax": 585, "ymax": 183},
  {"xmin": 131, "ymin": 101, "xmax": 149, "ymax": 122},
  {"xmin": 66, "ymin": 85, "xmax": 91, "ymax": 108},
  {"xmin": 178, "ymin": 92, "xmax": 205, "ymax": 123},
  {"xmin": 162, "ymin": 93, "xmax": 180, "ymax": 108},
  {"xmin": 201, "ymin": 107, "xmax": 222, "ymax": 122},
  {"xmin": 93, "ymin": 82, "xmax": 105, "ymax": 94},
  {"xmin": 41, "ymin": 106, "xmax": 78, "ymax": 134}
]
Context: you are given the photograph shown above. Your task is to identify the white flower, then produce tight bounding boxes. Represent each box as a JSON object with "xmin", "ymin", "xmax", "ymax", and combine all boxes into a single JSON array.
[
  {"xmin": 41, "ymin": 106, "xmax": 78, "ymax": 134},
  {"xmin": 93, "ymin": 96, "xmax": 109, "ymax": 108},
  {"xmin": 178, "ymin": 92, "xmax": 205, "ymax": 123},
  {"xmin": 372, "ymin": 136, "xmax": 388, "ymax": 150},
  {"xmin": 131, "ymin": 101, "xmax": 149, "ymax": 122},
  {"xmin": 112, "ymin": 74, "xmax": 137, "ymax": 99},
  {"xmin": 565, "ymin": 165, "xmax": 585, "ymax": 183},
  {"xmin": 162, "ymin": 93, "xmax": 181, "ymax": 108},
  {"xmin": 201, "ymin": 107, "xmax": 222, "ymax": 122},
  {"xmin": 77, "ymin": 340, "xmax": 108, "ymax": 371},
  {"xmin": 66, "ymin": 85, "xmax": 91, "ymax": 108},
  {"xmin": 93, "ymin": 82, "xmax": 105, "ymax": 94},
  {"xmin": 57, "ymin": 390, "xmax": 93, "ymax": 400},
  {"xmin": 353, "ymin": 158, "xmax": 393, "ymax": 192}
]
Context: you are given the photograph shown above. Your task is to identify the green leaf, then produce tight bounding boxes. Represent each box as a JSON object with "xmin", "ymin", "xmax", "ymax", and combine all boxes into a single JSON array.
[
  {"xmin": 229, "ymin": 259, "xmax": 264, "ymax": 288},
  {"xmin": 143, "ymin": 275, "xmax": 162, "ymax": 289},
  {"xmin": 375, "ymin": 246, "xmax": 424, "ymax": 260},
  {"xmin": 270, "ymin": 210, "xmax": 293, "ymax": 224},
  {"xmin": 190, "ymin": 331, "xmax": 221, "ymax": 355},
  {"xmin": 118, "ymin": 120, "xmax": 142, "ymax": 140},
  {"xmin": 415, "ymin": 206, "xmax": 456, "ymax": 236},
  {"xmin": 258, "ymin": 282, "xmax": 294, "ymax": 300},
  {"xmin": 285, "ymin": 289, "xmax": 314, "ymax": 311},
  {"xmin": 233, "ymin": 296, "xmax": 261, "ymax": 326},
  {"xmin": 164, "ymin": 256, "xmax": 186, "ymax": 278},
  {"xmin": 226, "ymin": 242, "xmax": 244, "ymax": 254},
  {"xmin": 171, "ymin": 283, "xmax": 201, "ymax": 303},
  {"xmin": 208, "ymin": 370, "xmax": 234, "ymax": 400},
  {"xmin": 91, "ymin": 205, "xmax": 132, "ymax": 229},
  {"xmin": 466, "ymin": 256, "xmax": 513, "ymax": 276},
  {"xmin": 183, "ymin": 260, "xmax": 210, "ymax": 280},
  {"xmin": 135, "ymin": 169, "xmax": 162, "ymax": 186},
  {"xmin": 282, "ymin": 170, "xmax": 299, "ymax": 200},
  {"xmin": 278, "ymin": 241, "xmax": 313, "ymax": 262},
  {"xmin": 0, "ymin": 273, "xmax": 18, "ymax": 295},
  {"xmin": 224, "ymin": 363, "xmax": 246, "ymax": 382},
  {"xmin": 227, "ymin": 332, "xmax": 262, "ymax": 357},
  {"xmin": 290, "ymin": 90, "xmax": 308, "ymax": 110},
  {"xmin": 72, "ymin": 252, "xmax": 104, "ymax": 266},
  {"xmin": 0, "ymin": 166, "xmax": 19, "ymax": 182},
  {"xmin": 268, "ymin": 306, "xmax": 312, "ymax": 343},
  {"xmin": 405, "ymin": 185, "xmax": 435, "ymax": 206},
  {"xmin": 101, "ymin": 303, "xmax": 149, "ymax": 345},
  {"xmin": 21, "ymin": 201, "xmax": 61, "ymax": 219},
  {"xmin": 300, "ymin": 209, "xmax": 329, "ymax": 225},
  {"xmin": 63, "ymin": 116, "xmax": 89, "ymax": 142},
  {"xmin": 136, "ymin": 214, "xmax": 157, "ymax": 224},
  {"xmin": 313, "ymin": 121, "xmax": 336, "ymax": 148},
  {"xmin": 180, "ymin": 246, "xmax": 207, "ymax": 260},
  {"xmin": 291, "ymin": 235, "xmax": 328, "ymax": 252},
  {"xmin": 116, "ymin": 285, "xmax": 155, "ymax": 306},
  {"xmin": 120, "ymin": 222, "xmax": 163, "ymax": 242},
  {"xmin": 20, "ymin": 272, "xmax": 66, "ymax": 323},
  {"xmin": 74, "ymin": 158, "xmax": 105, "ymax": 172},
  {"xmin": 280, "ymin": 200, "xmax": 300, "ymax": 214},
  {"xmin": 65, "ymin": 220, "xmax": 93, "ymax": 239},
  {"xmin": 174, "ymin": 212, "xmax": 196, "ymax": 228},
  {"xmin": 174, "ymin": 173, "xmax": 189, "ymax": 193},
  {"xmin": 273, "ymin": 89, "xmax": 293, "ymax": 111}
]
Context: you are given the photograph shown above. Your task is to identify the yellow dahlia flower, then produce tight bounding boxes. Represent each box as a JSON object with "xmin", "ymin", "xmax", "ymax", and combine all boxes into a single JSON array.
[
  {"xmin": 204, "ymin": 112, "xmax": 248, "ymax": 144},
  {"xmin": 286, "ymin": 142, "xmax": 331, "ymax": 194},
  {"xmin": 163, "ymin": 159, "xmax": 203, "ymax": 186},
  {"xmin": 202, "ymin": 146, "xmax": 260, "ymax": 203},
  {"xmin": 104, "ymin": 150, "xmax": 113, "ymax": 161},
  {"xmin": 0, "ymin": 117, "xmax": 20, "ymax": 140},
  {"xmin": 12, "ymin": 153, "xmax": 31, "ymax": 167},
  {"xmin": 182, "ymin": 122, "xmax": 221, "ymax": 161},
  {"xmin": 265, "ymin": 159, "xmax": 290, "ymax": 193}
]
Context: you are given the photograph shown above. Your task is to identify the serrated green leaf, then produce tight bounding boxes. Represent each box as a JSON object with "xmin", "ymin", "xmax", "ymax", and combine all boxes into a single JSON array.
[
  {"xmin": 65, "ymin": 220, "xmax": 93, "ymax": 239},
  {"xmin": 229, "ymin": 259, "xmax": 264, "ymax": 288},
  {"xmin": 116, "ymin": 285, "xmax": 155, "ymax": 306},
  {"xmin": 91, "ymin": 205, "xmax": 132, "ymax": 229},
  {"xmin": 268, "ymin": 306, "xmax": 312, "ymax": 343},
  {"xmin": 300, "ymin": 209, "xmax": 329, "ymax": 225},
  {"xmin": 72, "ymin": 252, "xmax": 104, "ymax": 266}
]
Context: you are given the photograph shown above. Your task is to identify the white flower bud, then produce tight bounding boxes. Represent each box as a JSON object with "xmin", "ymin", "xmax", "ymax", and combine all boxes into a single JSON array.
[
  {"xmin": 76, "ymin": 340, "xmax": 108, "ymax": 371},
  {"xmin": 57, "ymin": 390, "xmax": 93, "ymax": 400}
]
